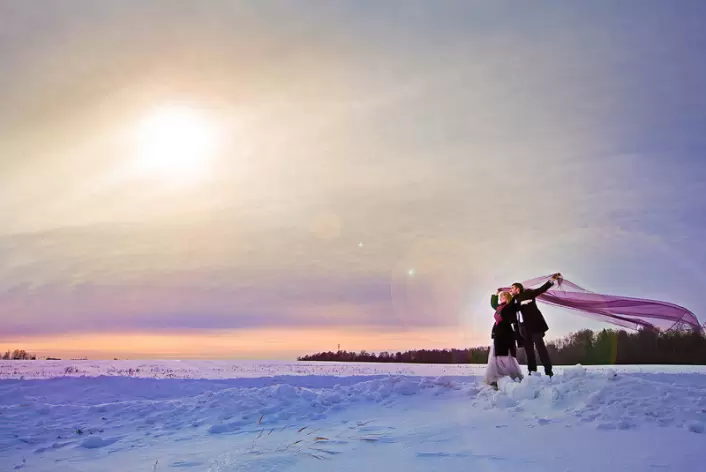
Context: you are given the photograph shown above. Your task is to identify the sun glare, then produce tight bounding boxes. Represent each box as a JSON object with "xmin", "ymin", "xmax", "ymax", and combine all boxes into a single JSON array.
[{"xmin": 134, "ymin": 105, "xmax": 220, "ymax": 181}]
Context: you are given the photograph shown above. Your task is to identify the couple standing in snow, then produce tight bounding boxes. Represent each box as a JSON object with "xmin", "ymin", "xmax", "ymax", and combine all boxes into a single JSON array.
[{"xmin": 484, "ymin": 273, "xmax": 562, "ymax": 388}]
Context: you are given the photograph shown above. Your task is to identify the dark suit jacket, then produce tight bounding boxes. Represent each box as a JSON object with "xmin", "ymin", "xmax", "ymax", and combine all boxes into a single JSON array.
[{"xmin": 513, "ymin": 281, "xmax": 553, "ymax": 334}]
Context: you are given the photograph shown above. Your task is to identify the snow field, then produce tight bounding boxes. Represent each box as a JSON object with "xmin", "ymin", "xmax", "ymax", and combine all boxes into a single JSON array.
[{"xmin": 1, "ymin": 361, "xmax": 705, "ymax": 471}]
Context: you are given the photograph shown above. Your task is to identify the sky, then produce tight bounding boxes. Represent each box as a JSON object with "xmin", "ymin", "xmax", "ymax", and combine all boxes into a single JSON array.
[{"xmin": 1, "ymin": 1, "xmax": 706, "ymax": 359}]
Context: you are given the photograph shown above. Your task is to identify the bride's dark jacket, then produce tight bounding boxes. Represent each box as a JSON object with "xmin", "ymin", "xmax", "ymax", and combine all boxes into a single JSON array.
[{"xmin": 491, "ymin": 302, "xmax": 521, "ymax": 357}]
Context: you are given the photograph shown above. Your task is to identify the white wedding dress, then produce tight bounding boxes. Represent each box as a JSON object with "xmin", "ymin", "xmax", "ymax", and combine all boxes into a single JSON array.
[{"xmin": 483, "ymin": 342, "xmax": 524, "ymax": 386}]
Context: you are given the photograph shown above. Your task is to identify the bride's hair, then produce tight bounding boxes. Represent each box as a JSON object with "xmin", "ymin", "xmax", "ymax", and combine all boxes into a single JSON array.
[{"xmin": 499, "ymin": 291, "xmax": 512, "ymax": 304}]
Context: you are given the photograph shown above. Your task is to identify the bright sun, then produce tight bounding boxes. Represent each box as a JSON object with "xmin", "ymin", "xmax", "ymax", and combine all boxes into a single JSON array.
[{"xmin": 134, "ymin": 105, "xmax": 220, "ymax": 181}]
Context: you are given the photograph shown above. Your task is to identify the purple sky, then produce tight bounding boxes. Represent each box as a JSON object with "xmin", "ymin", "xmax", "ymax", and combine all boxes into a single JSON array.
[{"xmin": 1, "ymin": 1, "xmax": 705, "ymax": 358}]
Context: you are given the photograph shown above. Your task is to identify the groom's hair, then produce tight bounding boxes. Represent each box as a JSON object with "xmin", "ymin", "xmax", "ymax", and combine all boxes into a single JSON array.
[{"xmin": 511, "ymin": 283, "xmax": 524, "ymax": 292}]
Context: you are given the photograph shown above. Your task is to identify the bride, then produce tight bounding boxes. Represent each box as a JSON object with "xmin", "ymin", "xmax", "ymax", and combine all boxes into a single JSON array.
[{"xmin": 484, "ymin": 290, "xmax": 524, "ymax": 388}]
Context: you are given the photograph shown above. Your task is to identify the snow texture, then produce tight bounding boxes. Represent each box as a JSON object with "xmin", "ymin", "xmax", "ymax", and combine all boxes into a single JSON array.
[{"xmin": 1, "ymin": 360, "xmax": 705, "ymax": 471}]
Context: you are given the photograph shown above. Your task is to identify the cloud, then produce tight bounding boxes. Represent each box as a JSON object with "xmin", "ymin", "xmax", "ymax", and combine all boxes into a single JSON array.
[
  {"xmin": 0, "ymin": 281, "xmax": 456, "ymax": 337},
  {"xmin": 0, "ymin": 221, "xmax": 483, "ymax": 336},
  {"xmin": 1, "ymin": 1, "xmax": 706, "ymax": 348}
]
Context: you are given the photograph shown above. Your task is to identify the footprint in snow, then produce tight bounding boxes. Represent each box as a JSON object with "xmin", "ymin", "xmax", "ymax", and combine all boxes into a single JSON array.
[
  {"xmin": 79, "ymin": 436, "xmax": 120, "ymax": 449},
  {"xmin": 170, "ymin": 460, "xmax": 205, "ymax": 467},
  {"xmin": 357, "ymin": 425, "xmax": 395, "ymax": 433},
  {"xmin": 416, "ymin": 452, "xmax": 470, "ymax": 458}
]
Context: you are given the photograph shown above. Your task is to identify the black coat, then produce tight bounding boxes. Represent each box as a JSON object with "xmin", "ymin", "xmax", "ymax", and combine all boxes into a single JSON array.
[
  {"xmin": 513, "ymin": 280, "xmax": 554, "ymax": 334},
  {"xmin": 491, "ymin": 303, "xmax": 520, "ymax": 357}
]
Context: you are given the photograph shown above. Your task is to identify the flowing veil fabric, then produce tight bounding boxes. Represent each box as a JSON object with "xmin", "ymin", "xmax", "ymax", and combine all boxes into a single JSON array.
[{"xmin": 502, "ymin": 275, "xmax": 703, "ymax": 333}]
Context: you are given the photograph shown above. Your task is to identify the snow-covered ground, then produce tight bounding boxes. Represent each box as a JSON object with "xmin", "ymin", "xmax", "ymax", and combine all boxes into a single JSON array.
[{"xmin": 1, "ymin": 361, "xmax": 705, "ymax": 471}]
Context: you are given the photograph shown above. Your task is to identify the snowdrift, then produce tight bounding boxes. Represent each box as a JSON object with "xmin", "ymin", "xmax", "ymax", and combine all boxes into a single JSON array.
[{"xmin": 1, "ymin": 361, "xmax": 705, "ymax": 471}]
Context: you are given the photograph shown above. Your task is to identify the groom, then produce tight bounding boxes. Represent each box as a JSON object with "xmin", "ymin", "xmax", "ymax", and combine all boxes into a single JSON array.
[{"xmin": 491, "ymin": 273, "xmax": 562, "ymax": 377}]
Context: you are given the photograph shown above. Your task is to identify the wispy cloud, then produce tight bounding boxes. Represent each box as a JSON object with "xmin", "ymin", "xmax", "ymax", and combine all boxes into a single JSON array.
[{"xmin": 1, "ymin": 2, "xmax": 705, "ymax": 354}]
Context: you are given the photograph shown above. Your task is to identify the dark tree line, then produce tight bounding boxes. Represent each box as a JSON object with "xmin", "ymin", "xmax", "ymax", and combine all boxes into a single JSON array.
[
  {"xmin": 2, "ymin": 349, "xmax": 37, "ymax": 360},
  {"xmin": 298, "ymin": 348, "xmax": 490, "ymax": 364},
  {"xmin": 298, "ymin": 328, "xmax": 706, "ymax": 365}
]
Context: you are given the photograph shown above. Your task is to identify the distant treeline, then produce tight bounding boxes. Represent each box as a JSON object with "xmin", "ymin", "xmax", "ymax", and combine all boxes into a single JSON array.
[
  {"xmin": 298, "ymin": 328, "xmax": 706, "ymax": 365},
  {"xmin": 2, "ymin": 349, "xmax": 37, "ymax": 360}
]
